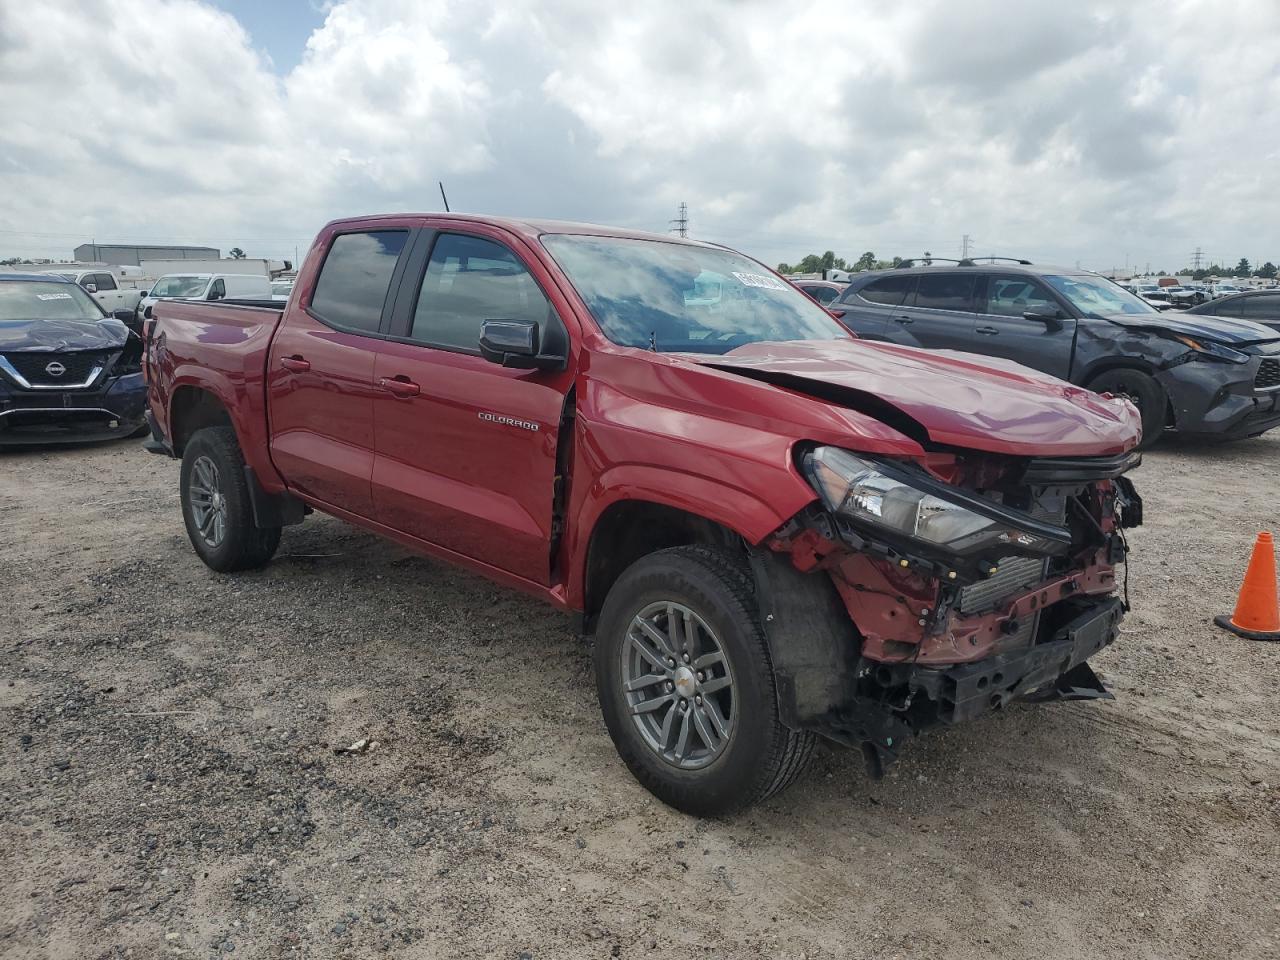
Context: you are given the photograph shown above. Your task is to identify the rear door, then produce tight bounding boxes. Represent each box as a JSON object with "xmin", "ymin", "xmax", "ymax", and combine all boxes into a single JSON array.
[
  {"xmin": 369, "ymin": 226, "xmax": 575, "ymax": 584},
  {"xmin": 267, "ymin": 227, "xmax": 413, "ymax": 518},
  {"xmin": 969, "ymin": 274, "xmax": 1077, "ymax": 380},
  {"xmin": 892, "ymin": 272, "xmax": 980, "ymax": 351},
  {"xmin": 833, "ymin": 275, "xmax": 916, "ymax": 340}
]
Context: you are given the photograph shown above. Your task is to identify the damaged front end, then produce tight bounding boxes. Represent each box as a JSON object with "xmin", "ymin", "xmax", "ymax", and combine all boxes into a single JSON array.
[{"xmin": 756, "ymin": 445, "xmax": 1143, "ymax": 777}]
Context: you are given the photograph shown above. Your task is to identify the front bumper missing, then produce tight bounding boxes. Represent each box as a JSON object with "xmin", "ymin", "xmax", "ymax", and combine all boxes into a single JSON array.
[{"xmin": 814, "ymin": 596, "xmax": 1122, "ymax": 778}]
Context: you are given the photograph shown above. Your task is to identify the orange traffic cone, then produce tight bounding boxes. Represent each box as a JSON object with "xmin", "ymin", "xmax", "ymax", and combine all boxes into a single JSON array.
[{"xmin": 1214, "ymin": 531, "xmax": 1280, "ymax": 641}]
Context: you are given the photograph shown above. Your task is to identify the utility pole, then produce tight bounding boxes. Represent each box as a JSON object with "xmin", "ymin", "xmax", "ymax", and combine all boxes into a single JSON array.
[
  {"xmin": 961, "ymin": 234, "xmax": 972, "ymax": 259},
  {"xmin": 670, "ymin": 202, "xmax": 689, "ymax": 238}
]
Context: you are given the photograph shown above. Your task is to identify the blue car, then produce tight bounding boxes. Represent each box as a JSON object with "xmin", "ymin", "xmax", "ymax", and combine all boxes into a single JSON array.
[{"xmin": 0, "ymin": 273, "xmax": 147, "ymax": 445}]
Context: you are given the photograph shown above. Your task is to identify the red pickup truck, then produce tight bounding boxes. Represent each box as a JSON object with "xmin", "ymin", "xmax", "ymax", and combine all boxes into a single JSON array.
[{"xmin": 144, "ymin": 214, "xmax": 1143, "ymax": 815}]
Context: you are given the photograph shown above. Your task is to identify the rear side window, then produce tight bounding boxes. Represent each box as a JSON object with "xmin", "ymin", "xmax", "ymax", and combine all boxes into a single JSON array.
[
  {"xmin": 985, "ymin": 276, "xmax": 1059, "ymax": 316},
  {"xmin": 311, "ymin": 230, "xmax": 409, "ymax": 333},
  {"xmin": 410, "ymin": 233, "xmax": 556, "ymax": 352},
  {"xmin": 800, "ymin": 284, "xmax": 838, "ymax": 304},
  {"xmin": 854, "ymin": 276, "xmax": 915, "ymax": 306},
  {"xmin": 914, "ymin": 274, "xmax": 976, "ymax": 312},
  {"xmin": 1234, "ymin": 294, "xmax": 1280, "ymax": 319}
]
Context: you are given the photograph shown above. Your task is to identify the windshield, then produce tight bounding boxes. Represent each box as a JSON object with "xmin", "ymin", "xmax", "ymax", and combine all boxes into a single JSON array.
[
  {"xmin": 0, "ymin": 280, "xmax": 104, "ymax": 321},
  {"xmin": 1044, "ymin": 275, "xmax": 1158, "ymax": 317},
  {"xmin": 541, "ymin": 235, "xmax": 850, "ymax": 354},
  {"xmin": 152, "ymin": 276, "xmax": 209, "ymax": 298}
]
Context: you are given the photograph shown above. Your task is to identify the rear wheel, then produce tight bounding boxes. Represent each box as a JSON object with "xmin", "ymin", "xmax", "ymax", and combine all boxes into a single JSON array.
[
  {"xmin": 1088, "ymin": 368, "xmax": 1167, "ymax": 448},
  {"xmin": 180, "ymin": 426, "xmax": 280, "ymax": 572},
  {"xmin": 593, "ymin": 545, "xmax": 816, "ymax": 816}
]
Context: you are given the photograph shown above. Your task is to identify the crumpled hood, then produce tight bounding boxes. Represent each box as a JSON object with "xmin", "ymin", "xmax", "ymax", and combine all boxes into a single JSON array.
[
  {"xmin": 0, "ymin": 317, "xmax": 129, "ymax": 353},
  {"xmin": 691, "ymin": 339, "xmax": 1141, "ymax": 456},
  {"xmin": 1103, "ymin": 311, "xmax": 1280, "ymax": 345}
]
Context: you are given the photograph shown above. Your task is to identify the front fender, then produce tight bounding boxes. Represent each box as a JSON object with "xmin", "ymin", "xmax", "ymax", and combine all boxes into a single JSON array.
[{"xmin": 562, "ymin": 463, "xmax": 815, "ymax": 610}]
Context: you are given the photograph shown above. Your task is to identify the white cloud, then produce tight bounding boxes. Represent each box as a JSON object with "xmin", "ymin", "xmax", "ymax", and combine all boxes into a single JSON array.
[{"xmin": 0, "ymin": 0, "xmax": 1277, "ymax": 273}]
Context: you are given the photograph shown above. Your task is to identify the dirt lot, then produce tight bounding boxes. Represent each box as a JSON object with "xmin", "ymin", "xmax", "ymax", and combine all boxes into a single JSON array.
[{"xmin": 2, "ymin": 435, "xmax": 1278, "ymax": 960}]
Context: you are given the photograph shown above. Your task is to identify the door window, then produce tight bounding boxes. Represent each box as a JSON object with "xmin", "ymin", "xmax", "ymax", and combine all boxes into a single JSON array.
[
  {"xmin": 410, "ymin": 233, "xmax": 556, "ymax": 352},
  {"xmin": 1234, "ymin": 294, "xmax": 1280, "ymax": 318},
  {"xmin": 208, "ymin": 279, "xmax": 226, "ymax": 300},
  {"xmin": 310, "ymin": 230, "xmax": 410, "ymax": 333},
  {"xmin": 913, "ymin": 274, "xmax": 977, "ymax": 312},
  {"xmin": 854, "ymin": 275, "xmax": 915, "ymax": 306},
  {"xmin": 93, "ymin": 273, "xmax": 117, "ymax": 291},
  {"xmin": 985, "ymin": 276, "xmax": 1059, "ymax": 316}
]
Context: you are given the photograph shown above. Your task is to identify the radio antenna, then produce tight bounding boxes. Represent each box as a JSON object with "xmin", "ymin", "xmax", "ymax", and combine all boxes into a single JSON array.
[{"xmin": 439, "ymin": 181, "xmax": 451, "ymax": 213}]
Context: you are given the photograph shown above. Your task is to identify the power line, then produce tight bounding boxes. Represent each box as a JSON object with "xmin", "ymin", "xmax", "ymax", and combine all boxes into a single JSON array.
[{"xmin": 669, "ymin": 202, "xmax": 688, "ymax": 238}]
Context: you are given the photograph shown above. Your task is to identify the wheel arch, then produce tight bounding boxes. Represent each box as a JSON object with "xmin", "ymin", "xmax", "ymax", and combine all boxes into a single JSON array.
[
  {"xmin": 580, "ymin": 499, "xmax": 744, "ymax": 632},
  {"xmin": 168, "ymin": 384, "xmax": 235, "ymax": 455}
]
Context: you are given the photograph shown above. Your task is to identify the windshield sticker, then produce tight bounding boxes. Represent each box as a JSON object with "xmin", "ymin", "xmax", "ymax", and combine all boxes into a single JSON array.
[
  {"xmin": 36, "ymin": 293, "xmax": 74, "ymax": 301},
  {"xmin": 732, "ymin": 272, "xmax": 788, "ymax": 291}
]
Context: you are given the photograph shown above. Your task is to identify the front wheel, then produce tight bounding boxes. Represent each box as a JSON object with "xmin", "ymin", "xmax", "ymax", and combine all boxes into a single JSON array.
[
  {"xmin": 1088, "ymin": 368, "xmax": 1167, "ymax": 448},
  {"xmin": 180, "ymin": 426, "xmax": 281, "ymax": 572},
  {"xmin": 593, "ymin": 546, "xmax": 816, "ymax": 816}
]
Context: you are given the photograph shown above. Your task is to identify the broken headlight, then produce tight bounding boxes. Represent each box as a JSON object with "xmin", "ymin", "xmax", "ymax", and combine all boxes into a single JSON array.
[{"xmin": 801, "ymin": 446, "xmax": 1070, "ymax": 558}]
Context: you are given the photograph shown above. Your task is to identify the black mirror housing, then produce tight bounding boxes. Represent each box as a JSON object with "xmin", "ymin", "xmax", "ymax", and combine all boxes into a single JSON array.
[
  {"xmin": 479, "ymin": 319, "xmax": 565, "ymax": 370},
  {"xmin": 1023, "ymin": 309, "xmax": 1064, "ymax": 329},
  {"xmin": 111, "ymin": 309, "xmax": 136, "ymax": 322}
]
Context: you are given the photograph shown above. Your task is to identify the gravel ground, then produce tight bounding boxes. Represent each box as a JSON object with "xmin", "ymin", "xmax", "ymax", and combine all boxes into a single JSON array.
[{"xmin": 2, "ymin": 434, "xmax": 1278, "ymax": 960}]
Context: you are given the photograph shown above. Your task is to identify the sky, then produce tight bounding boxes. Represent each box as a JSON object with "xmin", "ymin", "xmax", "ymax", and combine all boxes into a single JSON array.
[{"xmin": 1, "ymin": 0, "xmax": 1278, "ymax": 273}]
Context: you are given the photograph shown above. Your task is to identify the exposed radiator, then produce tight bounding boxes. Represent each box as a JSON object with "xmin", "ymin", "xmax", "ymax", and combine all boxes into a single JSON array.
[{"xmin": 957, "ymin": 555, "xmax": 1048, "ymax": 614}]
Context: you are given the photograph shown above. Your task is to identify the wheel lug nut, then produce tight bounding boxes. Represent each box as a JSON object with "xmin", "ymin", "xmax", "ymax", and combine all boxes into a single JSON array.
[
  {"xmin": 667, "ymin": 658, "xmax": 676, "ymax": 667},
  {"xmin": 680, "ymin": 699, "xmax": 688, "ymax": 710},
  {"xmin": 695, "ymin": 695, "xmax": 702, "ymax": 705},
  {"xmin": 682, "ymin": 653, "xmax": 691, "ymax": 663},
  {"xmin": 665, "ymin": 681, "xmax": 674, "ymax": 692},
  {"xmin": 697, "ymin": 671, "xmax": 705, "ymax": 682}
]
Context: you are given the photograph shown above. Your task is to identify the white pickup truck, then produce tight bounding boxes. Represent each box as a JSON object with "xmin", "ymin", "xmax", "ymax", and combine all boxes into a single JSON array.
[{"xmin": 41, "ymin": 268, "xmax": 146, "ymax": 315}]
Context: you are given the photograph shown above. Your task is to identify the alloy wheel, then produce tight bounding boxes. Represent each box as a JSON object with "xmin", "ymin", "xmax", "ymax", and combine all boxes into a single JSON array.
[
  {"xmin": 620, "ymin": 601, "xmax": 735, "ymax": 770},
  {"xmin": 187, "ymin": 455, "xmax": 227, "ymax": 548}
]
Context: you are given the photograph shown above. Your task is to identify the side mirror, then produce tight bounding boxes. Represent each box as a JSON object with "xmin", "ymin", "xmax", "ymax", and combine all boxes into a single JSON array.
[
  {"xmin": 1023, "ymin": 309, "xmax": 1064, "ymax": 329},
  {"xmin": 84, "ymin": 282, "xmax": 98, "ymax": 293},
  {"xmin": 112, "ymin": 309, "xmax": 136, "ymax": 322},
  {"xmin": 828, "ymin": 307, "xmax": 847, "ymax": 320},
  {"xmin": 479, "ymin": 319, "xmax": 564, "ymax": 371}
]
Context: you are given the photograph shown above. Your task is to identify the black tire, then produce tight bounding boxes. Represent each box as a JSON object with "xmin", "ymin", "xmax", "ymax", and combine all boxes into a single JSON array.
[
  {"xmin": 1088, "ymin": 368, "xmax": 1167, "ymax": 448},
  {"xmin": 179, "ymin": 426, "xmax": 281, "ymax": 572},
  {"xmin": 593, "ymin": 545, "xmax": 816, "ymax": 816}
]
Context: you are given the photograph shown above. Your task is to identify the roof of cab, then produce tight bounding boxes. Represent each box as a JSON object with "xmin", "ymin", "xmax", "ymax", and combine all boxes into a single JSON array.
[
  {"xmin": 318, "ymin": 213, "xmax": 723, "ymax": 249},
  {"xmin": 0, "ymin": 272, "xmax": 75, "ymax": 283}
]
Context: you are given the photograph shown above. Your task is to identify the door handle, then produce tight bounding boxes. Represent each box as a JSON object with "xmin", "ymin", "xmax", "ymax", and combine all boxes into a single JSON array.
[
  {"xmin": 976, "ymin": 325, "xmax": 1000, "ymax": 335},
  {"xmin": 894, "ymin": 315, "xmax": 914, "ymax": 324},
  {"xmin": 378, "ymin": 376, "xmax": 421, "ymax": 399},
  {"xmin": 279, "ymin": 356, "xmax": 310, "ymax": 372}
]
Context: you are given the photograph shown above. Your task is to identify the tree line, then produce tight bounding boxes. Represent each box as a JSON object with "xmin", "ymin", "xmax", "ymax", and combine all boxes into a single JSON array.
[{"xmin": 777, "ymin": 251, "xmax": 928, "ymax": 274}]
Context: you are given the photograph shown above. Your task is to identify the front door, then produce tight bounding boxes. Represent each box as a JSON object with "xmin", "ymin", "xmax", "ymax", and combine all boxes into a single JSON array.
[
  {"xmin": 970, "ymin": 274, "xmax": 1077, "ymax": 380},
  {"xmin": 266, "ymin": 228, "xmax": 412, "ymax": 518},
  {"xmin": 370, "ymin": 228, "xmax": 574, "ymax": 584}
]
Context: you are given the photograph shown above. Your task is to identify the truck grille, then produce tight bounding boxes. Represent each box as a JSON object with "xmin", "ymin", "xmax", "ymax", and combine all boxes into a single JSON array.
[
  {"xmin": 1256, "ymin": 358, "xmax": 1280, "ymax": 391},
  {"xmin": 1, "ymin": 351, "xmax": 112, "ymax": 388}
]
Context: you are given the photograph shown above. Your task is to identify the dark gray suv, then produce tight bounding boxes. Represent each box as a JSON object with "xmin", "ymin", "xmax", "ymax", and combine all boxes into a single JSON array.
[{"xmin": 833, "ymin": 262, "xmax": 1280, "ymax": 445}]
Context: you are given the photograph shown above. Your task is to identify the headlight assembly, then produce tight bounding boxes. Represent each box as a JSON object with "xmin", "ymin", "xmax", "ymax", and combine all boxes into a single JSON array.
[
  {"xmin": 801, "ymin": 446, "xmax": 1071, "ymax": 560},
  {"xmin": 1170, "ymin": 334, "xmax": 1249, "ymax": 364}
]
